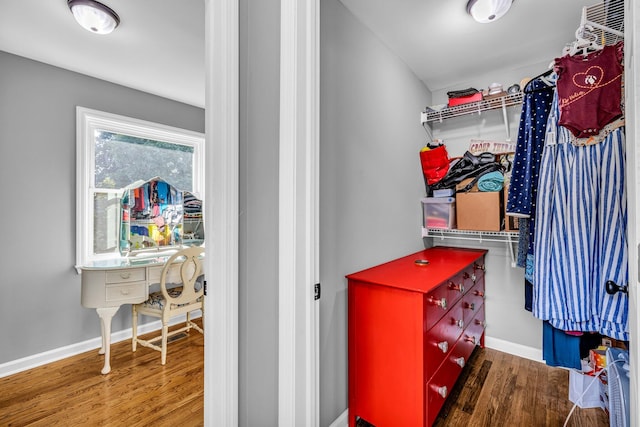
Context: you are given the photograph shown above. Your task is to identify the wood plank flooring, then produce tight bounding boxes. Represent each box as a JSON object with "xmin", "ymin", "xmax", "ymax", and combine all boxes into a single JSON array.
[
  {"xmin": 435, "ymin": 347, "xmax": 609, "ymax": 427},
  {"xmin": 0, "ymin": 321, "xmax": 204, "ymax": 427},
  {"xmin": 0, "ymin": 323, "xmax": 609, "ymax": 426}
]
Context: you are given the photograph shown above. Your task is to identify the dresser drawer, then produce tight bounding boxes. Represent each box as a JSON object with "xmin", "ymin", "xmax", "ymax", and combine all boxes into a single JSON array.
[
  {"xmin": 426, "ymin": 351, "xmax": 465, "ymax": 426},
  {"xmin": 105, "ymin": 268, "xmax": 146, "ymax": 284},
  {"xmin": 467, "ymin": 305, "xmax": 486, "ymax": 348},
  {"xmin": 424, "ymin": 299, "xmax": 465, "ymax": 379},
  {"xmin": 461, "ymin": 280, "xmax": 485, "ymax": 325},
  {"xmin": 424, "ymin": 284, "xmax": 451, "ymax": 330},
  {"xmin": 473, "ymin": 258, "xmax": 486, "ymax": 282},
  {"xmin": 105, "ymin": 281, "xmax": 147, "ymax": 303}
]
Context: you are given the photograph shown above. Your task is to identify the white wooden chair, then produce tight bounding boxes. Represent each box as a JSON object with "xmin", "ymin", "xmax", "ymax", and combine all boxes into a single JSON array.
[{"xmin": 132, "ymin": 246, "xmax": 205, "ymax": 365}]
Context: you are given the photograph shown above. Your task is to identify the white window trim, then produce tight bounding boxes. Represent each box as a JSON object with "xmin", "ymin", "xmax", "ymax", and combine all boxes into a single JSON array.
[{"xmin": 75, "ymin": 106, "xmax": 205, "ymax": 270}]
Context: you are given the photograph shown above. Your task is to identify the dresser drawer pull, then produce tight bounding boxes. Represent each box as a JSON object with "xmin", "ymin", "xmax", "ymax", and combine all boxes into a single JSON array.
[
  {"xmin": 465, "ymin": 302, "xmax": 475, "ymax": 311},
  {"xmin": 464, "ymin": 335, "xmax": 477, "ymax": 345},
  {"xmin": 471, "ymin": 273, "xmax": 477, "ymax": 282},
  {"xmin": 120, "ymin": 289, "xmax": 130, "ymax": 295},
  {"xmin": 463, "ymin": 272, "xmax": 470, "ymax": 280},
  {"xmin": 428, "ymin": 297, "xmax": 447, "ymax": 310},
  {"xmin": 448, "ymin": 281, "xmax": 464, "ymax": 293},
  {"xmin": 456, "ymin": 319, "xmax": 464, "ymax": 329},
  {"xmin": 474, "ymin": 289, "xmax": 485, "ymax": 299},
  {"xmin": 475, "ymin": 319, "xmax": 487, "ymax": 328},
  {"xmin": 437, "ymin": 341, "xmax": 448, "ymax": 353},
  {"xmin": 455, "ymin": 356, "xmax": 466, "ymax": 368},
  {"xmin": 474, "ymin": 262, "xmax": 485, "ymax": 272},
  {"xmin": 432, "ymin": 385, "xmax": 448, "ymax": 399},
  {"xmin": 120, "ymin": 272, "xmax": 131, "ymax": 279}
]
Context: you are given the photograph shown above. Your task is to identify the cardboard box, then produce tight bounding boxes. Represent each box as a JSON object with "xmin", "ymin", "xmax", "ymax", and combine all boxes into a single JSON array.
[
  {"xmin": 456, "ymin": 190, "xmax": 503, "ymax": 231},
  {"xmin": 504, "ymin": 185, "xmax": 519, "ymax": 231},
  {"xmin": 422, "ymin": 197, "xmax": 456, "ymax": 229},
  {"xmin": 456, "ymin": 177, "xmax": 478, "ymax": 193}
]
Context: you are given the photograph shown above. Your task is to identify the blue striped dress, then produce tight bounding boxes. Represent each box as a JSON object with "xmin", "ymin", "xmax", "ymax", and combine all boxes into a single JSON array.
[{"xmin": 532, "ymin": 94, "xmax": 628, "ymax": 341}]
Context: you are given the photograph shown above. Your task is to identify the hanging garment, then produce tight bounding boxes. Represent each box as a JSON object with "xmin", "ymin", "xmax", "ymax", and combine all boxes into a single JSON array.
[
  {"xmin": 533, "ymin": 94, "xmax": 628, "ymax": 341},
  {"xmin": 542, "ymin": 322, "xmax": 604, "ymax": 369},
  {"xmin": 555, "ymin": 41, "xmax": 623, "ymax": 138},
  {"xmin": 506, "ymin": 75, "xmax": 555, "ymax": 218},
  {"xmin": 507, "ymin": 75, "xmax": 555, "ymax": 307},
  {"xmin": 516, "ymin": 218, "xmax": 529, "ymax": 269}
]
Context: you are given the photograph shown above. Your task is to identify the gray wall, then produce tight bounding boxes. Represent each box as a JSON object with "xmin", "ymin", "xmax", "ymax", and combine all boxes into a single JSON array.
[
  {"xmin": 320, "ymin": 1, "xmax": 432, "ymax": 425},
  {"xmin": 238, "ymin": 0, "xmax": 280, "ymax": 425},
  {"xmin": 0, "ymin": 51, "xmax": 204, "ymax": 364},
  {"xmin": 2, "ymin": 4, "xmax": 553, "ymax": 426}
]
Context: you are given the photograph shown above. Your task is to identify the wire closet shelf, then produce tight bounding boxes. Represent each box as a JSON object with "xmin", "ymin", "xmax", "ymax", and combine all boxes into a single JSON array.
[{"xmin": 581, "ymin": 0, "xmax": 624, "ymax": 44}]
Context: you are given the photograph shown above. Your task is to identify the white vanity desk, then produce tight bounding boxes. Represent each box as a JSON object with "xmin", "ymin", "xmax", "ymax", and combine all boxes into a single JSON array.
[{"xmin": 80, "ymin": 251, "xmax": 196, "ymax": 374}]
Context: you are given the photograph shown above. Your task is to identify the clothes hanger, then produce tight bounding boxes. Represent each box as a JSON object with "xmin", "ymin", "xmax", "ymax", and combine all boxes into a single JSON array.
[
  {"xmin": 566, "ymin": 25, "xmax": 603, "ymax": 57},
  {"xmin": 523, "ymin": 69, "xmax": 555, "ymax": 94}
]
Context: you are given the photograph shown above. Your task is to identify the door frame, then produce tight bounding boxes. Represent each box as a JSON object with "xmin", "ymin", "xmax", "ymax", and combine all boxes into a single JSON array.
[
  {"xmin": 278, "ymin": 0, "xmax": 320, "ymax": 426},
  {"xmin": 203, "ymin": 0, "xmax": 320, "ymax": 426},
  {"xmin": 204, "ymin": 0, "xmax": 239, "ymax": 426}
]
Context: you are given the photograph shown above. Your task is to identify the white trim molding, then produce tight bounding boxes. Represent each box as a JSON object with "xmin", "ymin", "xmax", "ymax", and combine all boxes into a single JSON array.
[
  {"xmin": 279, "ymin": 0, "xmax": 320, "ymax": 426},
  {"xmin": 204, "ymin": 1, "xmax": 239, "ymax": 426},
  {"xmin": 483, "ymin": 336, "xmax": 543, "ymax": 363},
  {"xmin": 0, "ymin": 314, "xmax": 198, "ymax": 379},
  {"xmin": 624, "ymin": 0, "xmax": 639, "ymax": 425}
]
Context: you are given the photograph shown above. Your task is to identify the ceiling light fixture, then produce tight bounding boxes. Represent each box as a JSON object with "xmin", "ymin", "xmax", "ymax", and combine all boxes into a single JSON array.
[
  {"xmin": 68, "ymin": 0, "xmax": 120, "ymax": 35},
  {"xmin": 467, "ymin": 0, "xmax": 513, "ymax": 24}
]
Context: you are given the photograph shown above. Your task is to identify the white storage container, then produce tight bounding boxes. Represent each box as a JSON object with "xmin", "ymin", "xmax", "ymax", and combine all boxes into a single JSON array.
[{"xmin": 422, "ymin": 197, "xmax": 456, "ymax": 229}]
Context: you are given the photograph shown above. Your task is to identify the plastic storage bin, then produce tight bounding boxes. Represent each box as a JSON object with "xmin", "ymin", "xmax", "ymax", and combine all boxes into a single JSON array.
[{"xmin": 422, "ymin": 197, "xmax": 456, "ymax": 229}]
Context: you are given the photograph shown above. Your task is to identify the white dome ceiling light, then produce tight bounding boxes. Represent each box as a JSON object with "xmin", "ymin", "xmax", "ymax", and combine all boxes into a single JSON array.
[
  {"xmin": 467, "ymin": 0, "xmax": 513, "ymax": 24},
  {"xmin": 68, "ymin": 0, "xmax": 120, "ymax": 35}
]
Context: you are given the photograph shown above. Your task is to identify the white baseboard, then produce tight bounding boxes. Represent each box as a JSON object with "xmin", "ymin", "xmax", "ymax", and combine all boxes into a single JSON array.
[
  {"xmin": 0, "ymin": 313, "xmax": 199, "ymax": 378},
  {"xmin": 484, "ymin": 335, "xmax": 543, "ymax": 362},
  {"xmin": 329, "ymin": 409, "xmax": 348, "ymax": 427}
]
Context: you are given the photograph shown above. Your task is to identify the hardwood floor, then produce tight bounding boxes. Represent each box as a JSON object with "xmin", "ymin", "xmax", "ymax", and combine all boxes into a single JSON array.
[
  {"xmin": 0, "ymin": 324, "xmax": 609, "ymax": 427},
  {"xmin": 0, "ymin": 321, "xmax": 204, "ymax": 427},
  {"xmin": 435, "ymin": 347, "xmax": 609, "ymax": 427}
]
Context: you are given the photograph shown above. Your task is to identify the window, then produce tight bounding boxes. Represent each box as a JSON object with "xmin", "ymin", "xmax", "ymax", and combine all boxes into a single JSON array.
[{"xmin": 75, "ymin": 107, "xmax": 204, "ymax": 268}]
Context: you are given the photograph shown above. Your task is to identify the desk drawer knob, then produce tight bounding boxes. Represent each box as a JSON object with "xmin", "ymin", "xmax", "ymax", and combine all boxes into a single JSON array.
[
  {"xmin": 464, "ymin": 335, "xmax": 477, "ymax": 345},
  {"xmin": 432, "ymin": 385, "xmax": 448, "ymax": 399},
  {"xmin": 474, "ymin": 289, "xmax": 485, "ymax": 299},
  {"xmin": 120, "ymin": 289, "xmax": 130, "ymax": 295},
  {"xmin": 428, "ymin": 297, "xmax": 447, "ymax": 310},
  {"xmin": 455, "ymin": 356, "xmax": 465, "ymax": 368},
  {"xmin": 474, "ymin": 263, "xmax": 485, "ymax": 272},
  {"xmin": 120, "ymin": 272, "xmax": 131, "ymax": 279},
  {"xmin": 471, "ymin": 273, "xmax": 477, "ymax": 282},
  {"xmin": 456, "ymin": 319, "xmax": 464, "ymax": 329},
  {"xmin": 475, "ymin": 319, "xmax": 487, "ymax": 328},
  {"xmin": 465, "ymin": 302, "xmax": 475, "ymax": 311},
  {"xmin": 437, "ymin": 340, "xmax": 448, "ymax": 353}
]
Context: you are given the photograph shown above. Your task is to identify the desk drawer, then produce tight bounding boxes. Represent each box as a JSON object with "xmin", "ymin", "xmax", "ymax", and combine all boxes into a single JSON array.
[
  {"xmin": 105, "ymin": 282, "xmax": 146, "ymax": 303},
  {"xmin": 105, "ymin": 269, "xmax": 146, "ymax": 284},
  {"xmin": 148, "ymin": 263, "xmax": 185, "ymax": 284}
]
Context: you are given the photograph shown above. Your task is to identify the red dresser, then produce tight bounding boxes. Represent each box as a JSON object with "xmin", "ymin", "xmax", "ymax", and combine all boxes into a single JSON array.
[{"xmin": 347, "ymin": 246, "xmax": 487, "ymax": 427}]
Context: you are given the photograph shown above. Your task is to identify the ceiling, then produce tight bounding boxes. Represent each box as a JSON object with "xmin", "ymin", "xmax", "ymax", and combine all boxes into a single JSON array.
[
  {"xmin": 0, "ymin": 0, "xmax": 205, "ymax": 107},
  {"xmin": 0, "ymin": 1, "xmax": 594, "ymax": 108},
  {"xmin": 339, "ymin": 0, "xmax": 593, "ymax": 93}
]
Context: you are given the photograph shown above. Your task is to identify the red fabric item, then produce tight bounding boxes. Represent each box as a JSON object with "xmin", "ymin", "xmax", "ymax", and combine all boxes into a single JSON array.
[
  {"xmin": 420, "ymin": 145, "xmax": 449, "ymax": 185},
  {"xmin": 555, "ymin": 41, "xmax": 624, "ymax": 138},
  {"xmin": 448, "ymin": 92, "xmax": 483, "ymax": 107}
]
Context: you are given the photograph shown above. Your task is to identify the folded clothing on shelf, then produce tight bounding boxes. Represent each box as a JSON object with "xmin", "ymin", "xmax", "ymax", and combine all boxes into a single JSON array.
[{"xmin": 447, "ymin": 88, "xmax": 483, "ymax": 107}]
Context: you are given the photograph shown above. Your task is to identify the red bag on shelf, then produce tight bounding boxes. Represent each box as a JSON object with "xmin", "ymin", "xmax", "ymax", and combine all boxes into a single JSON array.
[{"xmin": 420, "ymin": 145, "xmax": 449, "ymax": 185}]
